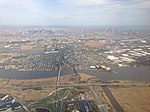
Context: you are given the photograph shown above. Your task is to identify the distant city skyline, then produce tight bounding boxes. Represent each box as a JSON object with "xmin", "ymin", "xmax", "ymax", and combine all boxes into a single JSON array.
[{"xmin": 0, "ymin": 0, "xmax": 150, "ymax": 26}]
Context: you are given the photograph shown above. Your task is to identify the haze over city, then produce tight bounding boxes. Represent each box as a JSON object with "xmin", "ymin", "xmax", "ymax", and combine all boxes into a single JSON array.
[
  {"xmin": 0, "ymin": 0, "xmax": 150, "ymax": 26},
  {"xmin": 0, "ymin": 0, "xmax": 150, "ymax": 112}
]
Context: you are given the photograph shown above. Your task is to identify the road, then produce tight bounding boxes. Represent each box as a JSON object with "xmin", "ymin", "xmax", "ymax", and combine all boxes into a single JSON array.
[
  {"xmin": 56, "ymin": 65, "xmax": 62, "ymax": 87},
  {"xmin": 88, "ymin": 80, "xmax": 109, "ymax": 112},
  {"xmin": 15, "ymin": 98, "xmax": 30, "ymax": 112},
  {"xmin": 54, "ymin": 49, "xmax": 64, "ymax": 112},
  {"xmin": 102, "ymin": 87, "xmax": 125, "ymax": 112},
  {"xmin": 27, "ymin": 88, "xmax": 65, "ymax": 107},
  {"xmin": 55, "ymin": 83, "xmax": 149, "ymax": 87}
]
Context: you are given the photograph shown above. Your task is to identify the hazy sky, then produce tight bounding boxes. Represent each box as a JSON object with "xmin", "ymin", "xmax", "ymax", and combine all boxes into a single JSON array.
[{"xmin": 0, "ymin": 0, "xmax": 150, "ymax": 26}]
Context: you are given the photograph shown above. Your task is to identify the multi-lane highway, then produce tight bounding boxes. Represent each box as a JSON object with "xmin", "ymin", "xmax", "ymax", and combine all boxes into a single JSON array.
[
  {"xmin": 55, "ymin": 83, "xmax": 149, "ymax": 87},
  {"xmin": 89, "ymin": 84, "xmax": 109, "ymax": 112}
]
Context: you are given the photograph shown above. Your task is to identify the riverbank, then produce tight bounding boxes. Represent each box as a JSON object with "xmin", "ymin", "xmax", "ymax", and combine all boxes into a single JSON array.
[
  {"xmin": 0, "ymin": 74, "xmax": 77, "ymax": 105},
  {"xmin": 1, "ymin": 73, "xmax": 150, "ymax": 112}
]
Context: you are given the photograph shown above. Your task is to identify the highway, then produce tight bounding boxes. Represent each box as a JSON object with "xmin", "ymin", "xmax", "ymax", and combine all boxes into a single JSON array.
[
  {"xmin": 56, "ymin": 65, "xmax": 62, "ymax": 86},
  {"xmin": 27, "ymin": 88, "xmax": 65, "ymax": 107},
  {"xmin": 54, "ymin": 49, "xmax": 64, "ymax": 112},
  {"xmin": 55, "ymin": 83, "xmax": 150, "ymax": 87},
  {"xmin": 15, "ymin": 98, "xmax": 30, "ymax": 112},
  {"xmin": 88, "ymin": 80, "xmax": 109, "ymax": 112},
  {"xmin": 102, "ymin": 87, "xmax": 125, "ymax": 112}
]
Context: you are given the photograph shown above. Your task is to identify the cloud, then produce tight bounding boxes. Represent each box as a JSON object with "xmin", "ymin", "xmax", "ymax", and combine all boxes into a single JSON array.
[
  {"xmin": 0, "ymin": 0, "xmax": 36, "ymax": 5},
  {"xmin": 0, "ymin": 0, "xmax": 37, "ymax": 8},
  {"xmin": 0, "ymin": 0, "xmax": 149, "ymax": 25},
  {"xmin": 59, "ymin": 0, "xmax": 108, "ymax": 6},
  {"xmin": 136, "ymin": 0, "xmax": 150, "ymax": 8},
  {"xmin": 0, "ymin": 0, "xmax": 42, "ymax": 15}
]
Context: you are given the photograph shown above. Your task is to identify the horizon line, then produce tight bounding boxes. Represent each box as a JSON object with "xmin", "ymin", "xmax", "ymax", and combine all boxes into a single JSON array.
[{"xmin": 0, "ymin": 24, "xmax": 150, "ymax": 27}]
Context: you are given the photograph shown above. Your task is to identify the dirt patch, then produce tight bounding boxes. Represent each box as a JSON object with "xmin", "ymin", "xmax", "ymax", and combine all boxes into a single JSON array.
[
  {"xmin": 79, "ymin": 73, "xmax": 96, "ymax": 81},
  {"xmin": 83, "ymin": 41, "xmax": 106, "ymax": 48},
  {"xmin": 109, "ymin": 86, "xmax": 150, "ymax": 112},
  {"xmin": 21, "ymin": 45, "xmax": 33, "ymax": 50},
  {"xmin": 0, "ymin": 53, "xmax": 15, "ymax": 61}
]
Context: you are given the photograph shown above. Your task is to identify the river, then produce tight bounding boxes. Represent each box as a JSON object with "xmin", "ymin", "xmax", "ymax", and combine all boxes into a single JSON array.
[
  {"xmin": 0, "ymin": 65, "xmax": 149, "ymax": 112},
  {"xmin": 0, "ymin": 65, "xmax": 150, "ymax": 81}
]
